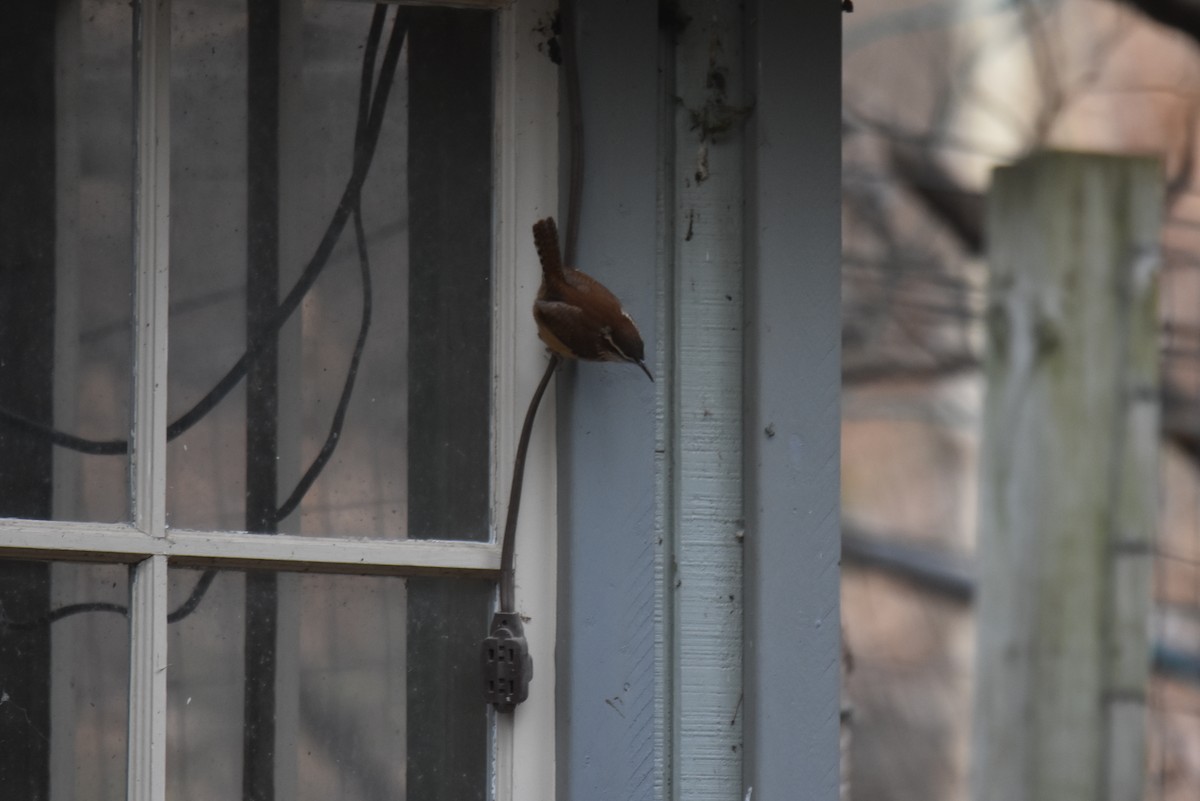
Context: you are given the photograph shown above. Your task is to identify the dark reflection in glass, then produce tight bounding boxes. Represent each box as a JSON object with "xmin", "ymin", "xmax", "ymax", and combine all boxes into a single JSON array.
[
  {"xmin": 167, "ymin": 568, "xmax": 491, "ymax": 800},
  {"xmin": 166, "ymin": 1, "xmax": 494, "ymax": 540},
  {"xmin": 0, "ymin": 1, "xmax": 133, "ymax": 524},
  {"xmin": 0, "ymin": 559, "xmax": 130, "ymax": 800}
]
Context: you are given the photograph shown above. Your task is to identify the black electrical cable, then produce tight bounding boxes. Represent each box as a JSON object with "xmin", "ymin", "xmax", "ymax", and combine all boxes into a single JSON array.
[
  {"xmin": 2, "ymin": 4, "xmax": 401, "ymax": 632},
  {"xmin": 178, "ymin": 4, "xmax": 398, "ymax": 618},
  {"xmin": 496, "ymin": 0, "xmax": 584, "ymax": 614},
  {"xmin": 274, "ymin": 202, "xmax": 373, "ymax": 525},
  {"xmin": 1, "ymin": 601, "xmax": 127, "ymax": 632},
  {"xmin": 171, "ymin": 5, "xmax": 405, "ymax": 450},
  {"xmin": 0, "ymin": 410, "xmax": 126, "ymax": 455},
  {"xmin": 498, "ymin": 354, "xmax": 560, "ymax": 612},
  {"xmin": 273, "ymin": 2, "xmax": 383, "ymax": 525},
  {"xmin": 0, "ymin": 4, "xmax": 406, "ymax": 460},
  {"xmin": 2, "ymin": 568, "xmax": 215, "ymax": 633},
  {"xmin": 167, "ymin": 567, "xmax": 219, "ymax": 623}
]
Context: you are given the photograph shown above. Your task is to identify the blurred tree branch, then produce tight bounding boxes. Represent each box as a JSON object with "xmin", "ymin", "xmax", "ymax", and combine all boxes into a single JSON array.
[{"xmin": 1124, "ymin": 0, "xmax": 1200, "ymax": 45}]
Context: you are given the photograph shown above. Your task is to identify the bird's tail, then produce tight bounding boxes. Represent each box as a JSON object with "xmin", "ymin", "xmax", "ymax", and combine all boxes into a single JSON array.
[{"xmin": 532, "ymin": 218, "xmax": 564, "ymax": 280}]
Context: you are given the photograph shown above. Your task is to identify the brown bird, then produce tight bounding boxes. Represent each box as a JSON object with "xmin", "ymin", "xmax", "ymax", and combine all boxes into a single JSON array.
[{"xmin": 532, "ymin": 217, "xmax": 653, "ymax": 381}]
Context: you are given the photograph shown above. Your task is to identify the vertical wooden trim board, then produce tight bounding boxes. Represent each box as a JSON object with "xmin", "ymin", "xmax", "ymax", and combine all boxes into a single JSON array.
[
  {"xmin": 743, "ymin": 2, "xmax": 843, "ymax": 799},
  {"xmin": 668, "ymin": 2, "xmax": 745, "ymax": 799},
  {"xmin": 974, "ymin": 152, "xmax": 1159, "ymax": 801}
]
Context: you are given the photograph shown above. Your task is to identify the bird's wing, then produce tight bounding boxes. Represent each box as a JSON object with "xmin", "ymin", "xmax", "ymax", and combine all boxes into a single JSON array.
[{"xmin": 533, "ymin": 299, "xmax": 602, "ymax": 360}]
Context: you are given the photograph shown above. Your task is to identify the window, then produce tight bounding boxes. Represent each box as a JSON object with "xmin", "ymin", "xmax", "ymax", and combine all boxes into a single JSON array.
[{"xmin": 0, "ymin": 1, "xmax": 557, "ymax": 799}]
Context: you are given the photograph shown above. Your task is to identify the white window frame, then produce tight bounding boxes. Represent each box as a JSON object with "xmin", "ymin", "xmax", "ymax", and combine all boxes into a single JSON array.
[{"xmin": 0, "ymin": 1, "xmax": 559, "ymax": 799}]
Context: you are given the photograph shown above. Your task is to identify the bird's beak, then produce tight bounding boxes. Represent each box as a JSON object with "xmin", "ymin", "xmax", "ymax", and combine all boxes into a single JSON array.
[{"xmin": 636, "ymin": 359, "xmax": 654, "ymax": 382}]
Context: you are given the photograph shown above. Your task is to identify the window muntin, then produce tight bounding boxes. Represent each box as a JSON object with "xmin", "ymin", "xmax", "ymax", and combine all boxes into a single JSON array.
[{"xmin": 0, "ymin": 1, "xmax": 557, "ymax": 798}]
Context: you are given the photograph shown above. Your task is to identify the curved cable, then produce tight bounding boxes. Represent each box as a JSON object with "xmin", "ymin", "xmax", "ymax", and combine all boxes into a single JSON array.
[
  {"xmin": 273, "ymin": 2, "xmax": 383, "ymax": 524},
  {"xmin": 499, "ymin": 354, "xmax": 560, "ymax": 611},
  {"xmin": 2, "ymin": 567, "xmax": 217, "ymax": 632},
  {"xmin": 497, "ymin": 0, "xmax": 586, "ymax": 613},
  {"xmin": 274, "ymin": 205, "xmax": 373, "ymax": 524},
  {"xmin": 7, "ymin": 5, "xmax": 402, "ymax": 631},
  {"xmin": 0, "ymin": 5, "xmax": 406, "ymax": 459}
]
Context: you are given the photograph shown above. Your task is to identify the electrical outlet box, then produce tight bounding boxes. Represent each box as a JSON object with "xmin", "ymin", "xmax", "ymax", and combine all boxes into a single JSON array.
[{"xmin": 481, "ymin": 611, "xmax": 532, "ymax": 712}]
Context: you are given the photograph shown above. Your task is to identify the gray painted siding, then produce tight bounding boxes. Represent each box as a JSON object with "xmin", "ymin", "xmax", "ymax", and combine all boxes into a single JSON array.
[
  {"xmin": 555, "ymin": 3, "xmax": 661, "ymax": 801},
  {"xmin": 743, "ymin": 2, "xmax": 843, "ymax": 799},
  {"xmin": 556, "ymin": 1, "xmax": 842, "ymax": 798},
  {"xmin": 666, "ymin": 2, "xmax": 746, "ymax": 800}
]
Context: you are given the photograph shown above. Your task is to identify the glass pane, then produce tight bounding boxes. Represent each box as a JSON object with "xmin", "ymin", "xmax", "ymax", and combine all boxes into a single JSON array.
[
  {"xmin": 0, "ymin": 559, "xmax": 130, "ymax": 800},
  {"xmin": 0, "ymin": 2, "xmax": 133, "ymax": 524},
  {"xmin": 166, "ymin": 1, "xmax": 494, "ymax": 540},
  {"xmin": 167, "ymin": 568, "xmax": 491, "ymax": 800}
]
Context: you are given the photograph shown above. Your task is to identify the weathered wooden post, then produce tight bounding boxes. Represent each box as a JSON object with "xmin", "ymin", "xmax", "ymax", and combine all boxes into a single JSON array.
[{"xmin": 974, "ymin": 152, "xmax": 1160, "ymax": 801}]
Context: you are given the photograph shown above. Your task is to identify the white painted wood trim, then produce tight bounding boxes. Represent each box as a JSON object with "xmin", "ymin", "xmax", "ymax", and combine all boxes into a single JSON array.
[
  {"xmin": 126, "ymin": 3, "xmax": 173, "ymax": 799},
  {"xmin": 0, "ymin": 520, "xmax": 150, "ymax": 559},
  {"xmin": 0, "ymin": 520, "xmax": 500, "ymax": 573},
  {"xmin": 494, "ymin": 0, "xmax": 559, "ymax": 798},
  {"xmin": 126, "ymin": 554, "xmax": 168, "ymax": 801},
  {"xmin": 167, "ymin": 530, "xmax": 500, "ymax": 572},
  {"xmin": 132, "ymin": 0, "xmax": 171, "ymax": 538},
  {"xmin": 345, "ymin": 0, "xmax": 512, "ymax": 8}
]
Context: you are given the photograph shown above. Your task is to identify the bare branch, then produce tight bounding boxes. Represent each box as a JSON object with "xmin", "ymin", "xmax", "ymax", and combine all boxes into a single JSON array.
[{"xmin": 1122, "ymin": 0, "xmax": 1200, "ymax": 47}]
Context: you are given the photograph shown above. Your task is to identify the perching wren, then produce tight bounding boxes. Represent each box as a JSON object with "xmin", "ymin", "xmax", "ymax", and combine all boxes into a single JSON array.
[{"xmin": 531, "ymin": 217, "xmax": 653, "ymax": 381}]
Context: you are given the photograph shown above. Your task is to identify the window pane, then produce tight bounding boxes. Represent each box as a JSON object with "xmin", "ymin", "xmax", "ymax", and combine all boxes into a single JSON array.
[
  {"xmin": 166, "ymin": 1, "xmax": 494, "ymax": 540},
  {"xmin": 167, "ymin": 568, "xmax": 491, "ymax": 800},
  {"xmin": 0, "ymin": 2, "xmax": 133, "ymax": 524},
  {"xmin": 0, "ymin": 560, "xmax": 130, "ymax": 800}
]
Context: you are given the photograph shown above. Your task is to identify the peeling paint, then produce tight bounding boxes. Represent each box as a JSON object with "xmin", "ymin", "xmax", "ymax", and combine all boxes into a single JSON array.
[{"xmin": 695, "ymin": 143, "xmax": 710, "ymax": 183}]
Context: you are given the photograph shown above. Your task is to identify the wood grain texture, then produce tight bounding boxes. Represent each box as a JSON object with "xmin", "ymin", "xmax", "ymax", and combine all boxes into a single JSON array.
[
  {"xmin": 974, "ymin": 152, "xmax": 1159, "ymax": 801},
  {"xmin": 669, "ymin": 2, "xmax": 745, "ymax": 799}
]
